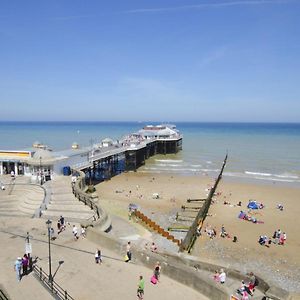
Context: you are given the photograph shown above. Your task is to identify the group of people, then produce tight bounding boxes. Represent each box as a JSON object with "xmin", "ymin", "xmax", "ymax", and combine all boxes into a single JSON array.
[
  {"xmin": 204, "ymin": 225, "xmax": 217, "ymax": 239},
  {"xmin": 258, "ymin": 229, "xmax": 286, "ymax": 247},
  {"xmin": 137, "ymin": 262, "xmax": 161, "ymax": 299},
  {"xmin": 213, "ymin": 268, "xmax": 226, "ymax": 284},
  {"xmin": 14, "ymin": 254, "xmax": 30, "ymax": 282},
  {"xmin": 72, "ymin": 225, "xmax": 86, "ymax": 240},
  {"xmin": 236, "ymin": 272, "xmax": 259, "ymax": 299},
  {"xmin": 49, "ymin": 216, "xmax": 86, "ymax": 241},
  {"xmin": 272, "ymin": 229, "xmax": 287, "ymax": 245},
  {"xmin": 238, "ymin": 211, "xmax": 261, "ymax": 224}
]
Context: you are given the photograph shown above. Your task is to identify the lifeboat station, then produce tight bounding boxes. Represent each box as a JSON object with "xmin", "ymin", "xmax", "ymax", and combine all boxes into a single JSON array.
[{"xmin": 0, "ymin": 124, "xmax": 182, "ymax": 183}]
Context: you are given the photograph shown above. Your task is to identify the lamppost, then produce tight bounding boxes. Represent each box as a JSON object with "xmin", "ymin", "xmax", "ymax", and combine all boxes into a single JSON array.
[
  {"xmin": 39, "ymin": 156, "xmax": 43, "ymax": 185},
  {"xmin": 45, "ymin": 219, "xmax": 53, "ymax": 288}
]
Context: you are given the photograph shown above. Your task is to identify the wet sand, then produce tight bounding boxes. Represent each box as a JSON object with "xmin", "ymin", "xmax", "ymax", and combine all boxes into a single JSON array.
[{"xmin": 95, "ymin": 172, "xmax": 300, "ymax": 293}]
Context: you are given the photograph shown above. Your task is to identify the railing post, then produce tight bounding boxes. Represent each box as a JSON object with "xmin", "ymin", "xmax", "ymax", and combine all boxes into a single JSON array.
[{"xmin": 40, "ymin": 267, "xmax": 42, "ymax": 280}]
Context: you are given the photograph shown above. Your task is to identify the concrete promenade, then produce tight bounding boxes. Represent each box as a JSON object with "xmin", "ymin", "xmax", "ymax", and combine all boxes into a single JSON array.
[{"xmin": 0, "ymin": 216, "xmax": 208, "ymax": 300}]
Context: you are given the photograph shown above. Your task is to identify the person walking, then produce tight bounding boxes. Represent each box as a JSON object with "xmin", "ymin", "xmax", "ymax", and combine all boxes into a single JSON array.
[
  {"xmin": 153, "ymin": 261, "xmax": 161, "ymax": 281},
  {"xmin": 81, "ymin": 226, "xmax": 86, "ymax": 238},
  {"xmin": 72, "ymin": 225, "xmax": 79, "ymax": 240},
  {"xmin": 14, "ymin": 257, "xmax": 22, "ymax": 282},
  {"xmin": 137, "ymin": 275, "xmax": 145, "ymax": 299},
  {"xmin": 95, "ymin": 249, "xmax": 102, "ymax": 264},
  {"xmin": 22, "ymin": 254, "xmax": 29, "ymax": 276},
  {"xmin": 125, "ymin": 241, "xmax": 132, "ymax": 262}
]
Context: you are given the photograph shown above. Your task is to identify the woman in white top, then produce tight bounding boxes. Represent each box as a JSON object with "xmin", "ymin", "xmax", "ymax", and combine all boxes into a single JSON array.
[{"xmin": 219, "ymin": 269, "xmax": 226, "ymax": 284}]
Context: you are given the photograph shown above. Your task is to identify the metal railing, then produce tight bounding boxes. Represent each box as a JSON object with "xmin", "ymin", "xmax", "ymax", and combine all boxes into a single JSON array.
[
  {"xmin": 72, "ymin": 185, "xmax": 100, "ymax": 219},
  {"xmin": 0, "ymin": 290, "xmax": 9, "ymax": 300},
  {"xmin": 33, "ymin": 265, "xmax": 75, "ymax": 300}
]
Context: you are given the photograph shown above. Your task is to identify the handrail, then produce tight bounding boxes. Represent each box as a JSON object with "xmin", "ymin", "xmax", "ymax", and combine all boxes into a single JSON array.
[
  {"xmin": 71, "ymin": 169, "xmax": 111, "ymax": 231},
  {"xmin": 32, "ymin": 265, "xmax": 75, "ymax": 300},
  {"xmin": 71, "ymin": 185, "xmax": 100, "ymax": 220},
  {"xmin": 0, "ymin": 290, "xmax": 9, "ymax": 300}
]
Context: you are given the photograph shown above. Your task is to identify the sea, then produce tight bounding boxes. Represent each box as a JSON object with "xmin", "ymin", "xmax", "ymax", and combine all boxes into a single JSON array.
[{"xmin": 0, "ymin": 121, "xmax": 299, "ymax": 186}]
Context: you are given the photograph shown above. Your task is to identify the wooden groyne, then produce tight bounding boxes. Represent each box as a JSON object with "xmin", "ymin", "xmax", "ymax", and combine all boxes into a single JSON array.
[
  {"xmin": 179, "ymin": 154, "xmax": 228, "ymax": 253},
  {"xmin": 134, "ymin": 210, "xmax": 181, "ymax": 246}
]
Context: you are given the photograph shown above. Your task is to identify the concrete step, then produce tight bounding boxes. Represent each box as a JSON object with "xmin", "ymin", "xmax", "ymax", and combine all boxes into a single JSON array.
[
  {"xmin": 19, "ymin": 202, "xmax": 40, "ymax": 211},
  {"xmin": 46, "ymin": 204, "xmax": 92, "ymax": 212},
  {"xmin": 51, "ymin": 187, "xmax": 72, "ymax": 193},
  {"xmin": 50, "ymin": 196, "xmax": 77, "ymax": 202},
  {"xmin": 40, "ymin": 211, "xmax": 94, "ymax": 223},
  {"xmin": 49, "ymin": 200, "xmax": 83, "ymax": 206},
  {"xmin": 0, "ymin": 203, "xmax": 20, "ymax": 209},
  {"xmin": 0, "ymin": 210, "xmax": 29, "ymax": 217},
  {"xmin": 22, "ymin": 199, "xmax": 43, "ymax": 206}
]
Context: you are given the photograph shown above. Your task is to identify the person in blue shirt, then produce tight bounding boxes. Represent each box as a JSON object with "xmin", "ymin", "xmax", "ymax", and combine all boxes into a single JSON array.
[{"xmin": 14, "ymin": 257, "xmax": 22, "ymax": 282}]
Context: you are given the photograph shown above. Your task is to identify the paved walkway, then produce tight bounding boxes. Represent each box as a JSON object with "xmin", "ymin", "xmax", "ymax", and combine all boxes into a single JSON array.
[{"xmin": 0, "ymin": 217, "xmax": 208, "ymax": 300}]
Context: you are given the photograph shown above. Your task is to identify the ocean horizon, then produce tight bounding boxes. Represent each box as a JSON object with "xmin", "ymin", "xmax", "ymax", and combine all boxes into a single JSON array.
[{"xmin": 0, "ymin": 121, "xmax": 299, "ymax": 186}]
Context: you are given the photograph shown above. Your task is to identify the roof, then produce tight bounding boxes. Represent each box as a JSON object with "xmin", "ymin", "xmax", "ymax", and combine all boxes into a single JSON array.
[
  {"xmin": 138, "ymin": 126, "xmax": 178, "ymax": 137},
  {"xmin": 102, "ymin": 138, "xmax": 114, "ymax": 143}
]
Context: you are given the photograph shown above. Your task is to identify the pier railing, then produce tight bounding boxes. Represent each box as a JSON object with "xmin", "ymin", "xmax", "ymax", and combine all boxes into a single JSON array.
[{"xmin": 32, "ymin": 265, "xmax": 74, "ymax": 300}]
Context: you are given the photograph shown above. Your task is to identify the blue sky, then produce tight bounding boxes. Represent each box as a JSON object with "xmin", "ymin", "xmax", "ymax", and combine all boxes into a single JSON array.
[{"xmin": 1, "ymin": 0, "xmax": 300, "ymax": 122}]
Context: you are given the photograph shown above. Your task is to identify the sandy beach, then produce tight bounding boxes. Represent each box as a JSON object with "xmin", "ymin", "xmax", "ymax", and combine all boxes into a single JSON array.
[{"xmin": 95, "ymin": 171, "xmax": 300, "ymax": 293}]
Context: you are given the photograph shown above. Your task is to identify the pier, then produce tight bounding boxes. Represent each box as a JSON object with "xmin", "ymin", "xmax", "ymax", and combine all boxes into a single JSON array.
[
  {"xmin": 0, "ymin": 124, "xmax": 182, "ymax": 183},
  {"xmin": 71, "ymin": 125, "xmax": 182, "ymax": 182}
]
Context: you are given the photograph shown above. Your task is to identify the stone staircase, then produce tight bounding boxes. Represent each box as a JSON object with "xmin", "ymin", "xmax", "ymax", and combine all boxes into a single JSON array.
[
  {"xmin": 41, "ymin": 176, "xmax": 95, "ymax": 223},
  {"xmin": 0, "ymin": 177, "xmax": 44, "ymax": 217}
]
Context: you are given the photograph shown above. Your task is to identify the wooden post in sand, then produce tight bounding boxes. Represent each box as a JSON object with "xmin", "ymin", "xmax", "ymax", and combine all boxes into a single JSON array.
[{"xmin": 179, "ymin": 154, "xmax": 228, "ymax": 253}]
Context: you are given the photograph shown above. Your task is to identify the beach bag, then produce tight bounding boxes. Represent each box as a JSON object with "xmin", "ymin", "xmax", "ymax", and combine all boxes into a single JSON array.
[
  {"xmin": 150, "ymin": 275, "xmax": 157, "ymax": 284},
  {"xmin": 124, "ymin": 255, "xmax": 129, "ymax": 262}
]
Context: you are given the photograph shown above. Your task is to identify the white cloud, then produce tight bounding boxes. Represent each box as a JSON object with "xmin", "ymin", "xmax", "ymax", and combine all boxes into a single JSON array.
[{"xmin": 122, "ymin": 0, "xmax": 293, "ymax": 14}]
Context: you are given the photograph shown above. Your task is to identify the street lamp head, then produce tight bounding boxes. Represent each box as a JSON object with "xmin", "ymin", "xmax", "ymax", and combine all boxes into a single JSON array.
[{"xmin": 46, "ymin": 219, "xmax": 52, "ymax": 229}]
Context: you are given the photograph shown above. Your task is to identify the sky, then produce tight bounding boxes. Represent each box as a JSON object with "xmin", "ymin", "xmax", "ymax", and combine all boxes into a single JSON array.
[{"xmin": 0, "ymin": 0, "xmax": 300, "ymax": 122}]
